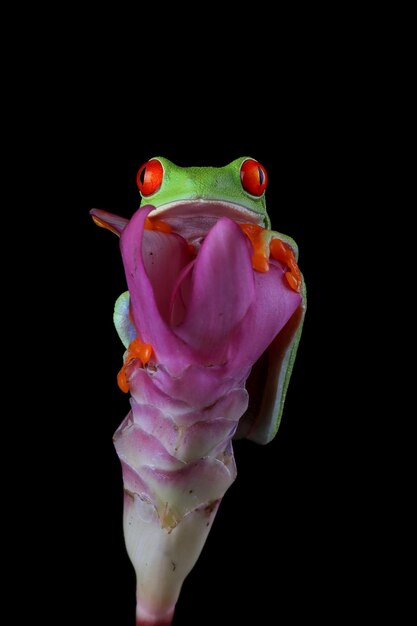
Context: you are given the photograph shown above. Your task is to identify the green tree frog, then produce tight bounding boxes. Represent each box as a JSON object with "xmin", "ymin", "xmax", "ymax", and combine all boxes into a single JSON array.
[{"xmin": 95, "ymin": 156, "xmax": 306, "ymax": 445}]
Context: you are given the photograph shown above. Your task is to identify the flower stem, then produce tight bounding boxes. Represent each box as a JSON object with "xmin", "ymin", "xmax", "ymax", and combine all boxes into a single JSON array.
[
  {"xmin": 136, "ymin": 618, "xmax": 173, "ymax": 625},
  {"xmin": 136, "ymin": 607, "xmax": 174, "ymax": 626},
  {"xmin": 137, "ymin": 620, "xmax": 173, "ymax": 626}
]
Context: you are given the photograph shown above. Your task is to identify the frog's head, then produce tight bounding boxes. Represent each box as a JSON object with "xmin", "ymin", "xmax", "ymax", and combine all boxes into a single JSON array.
[{"xmin": 137, "ymin": 157, "xmax": 270, "ymax": 245}]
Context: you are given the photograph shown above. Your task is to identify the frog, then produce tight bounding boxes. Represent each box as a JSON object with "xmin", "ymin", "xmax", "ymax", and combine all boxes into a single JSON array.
[{"xmin": 91, "ymin": 156, "xmax": 306, "ymax": 444}]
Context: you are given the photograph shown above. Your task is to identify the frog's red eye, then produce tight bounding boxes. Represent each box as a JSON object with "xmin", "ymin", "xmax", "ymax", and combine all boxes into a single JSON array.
[
  {"xmin": 136, "ymin": 159, "xmax": 164, "ymax": 196},
  {"xmin": 240, "ymin": 159, "xmax": 268, "ymax": 196}
]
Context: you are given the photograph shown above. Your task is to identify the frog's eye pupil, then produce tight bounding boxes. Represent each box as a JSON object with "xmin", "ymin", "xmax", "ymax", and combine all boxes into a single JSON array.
[
  {"xmin": 240, "ymin": 159, "xmax": 268, "ymax": 196},
  {"xmin": 258, "ymin": 166, "xmax": 265, "ymax": 186},
  {"xmin": 136, "ymin": 159, "xmax": 164, "ymax": 196}
]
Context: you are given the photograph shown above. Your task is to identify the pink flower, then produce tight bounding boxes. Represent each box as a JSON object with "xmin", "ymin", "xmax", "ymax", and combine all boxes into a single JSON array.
[
  {"xmin": 91, "ymin": 204, "xmax": 305, "ymax": 626},
  {"xmin": 123, "ymin": 204, "xmax": 299, "ymax": 372}
]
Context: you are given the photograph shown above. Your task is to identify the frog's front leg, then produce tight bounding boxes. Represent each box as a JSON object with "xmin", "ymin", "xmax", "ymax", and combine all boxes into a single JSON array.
[
  {"xmin": 113, "ymin": 291, "xmax": 153, "ymax": 392},
  {"xmin": 239, "ymin": 225, "xmax": 302, "ymax": 292}
]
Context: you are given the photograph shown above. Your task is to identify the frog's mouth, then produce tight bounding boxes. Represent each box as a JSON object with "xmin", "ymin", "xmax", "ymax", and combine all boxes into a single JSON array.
[
  {"xmin": 148, "ymin": 200, "xmax": 265, "ymax": 247},
  {"xmin": 90, "ymin": 201, "xmax": 265, "ymax": 248}
]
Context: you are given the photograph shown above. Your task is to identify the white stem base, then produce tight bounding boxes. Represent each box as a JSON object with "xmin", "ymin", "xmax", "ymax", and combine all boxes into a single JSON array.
[{"xmin": 124, "ymin": 492, "xmax": 220, "ymax": 622}]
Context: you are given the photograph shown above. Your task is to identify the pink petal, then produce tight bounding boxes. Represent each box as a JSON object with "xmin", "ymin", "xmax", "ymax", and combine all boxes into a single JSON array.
[
  {"xmin": 118, "ymin": 446, "xmax": 236, "ymax": 527},
  {"xmin": 128, "ymin": 367, "xmax": 191, "ymax": 416},
  {"xmin": 178, "ymin": 418, "xmax": 238, "ymax": 462},
  {"xmin": 140, "ymin": 453, "xmax": 236, "ymax": 524},
  {"xmin": 114, "ymin": 412, "xmax": 184, "ymax": 471},
  {"xmin": 129, "ymin": 397, "xmax": 184, "ymax": 456},
  {"xmin": 169, "ymin": 260, "xmax": 195, "ymax": 327},
  {"xmin": 151, "ymin": 363, "xmax": 250, "ymax": 408},
  {"xmin": 120, "ymin": 206, "xmax": 197, "ymax": 375},
  {"xmin": 90, "ymin": 208, "xmax": 128, "ymax": 235},
  {"xmin": 119, "ymin": 460, "xmax": 149, "ymax": 497},
  {"xmin": 129, "ymin": 381, "xmax": 248, "ymax": 463},
  {"xmin": 171, "ymin": 386, "xmax": 249, "ymax": 427},
  {"xmin": 228, "ymin": 259, "xmax": 302, "ymax": 372},
  {"xmin": 174, "ymin": 218, "xmax": 255, "ymax": 363},
  {"xmin": 141, "ymin": 230, "xmax": 191, "ymax": 324}
]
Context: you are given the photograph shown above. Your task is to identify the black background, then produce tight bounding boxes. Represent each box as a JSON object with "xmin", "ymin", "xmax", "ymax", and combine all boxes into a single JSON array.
[
  {"xmin": 8, "ymin": 8, "xmax": 401, "ymax": 617},
  {"xmin": 29, "ymin": 91, "xmax": 369, "ymax": 624}
]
